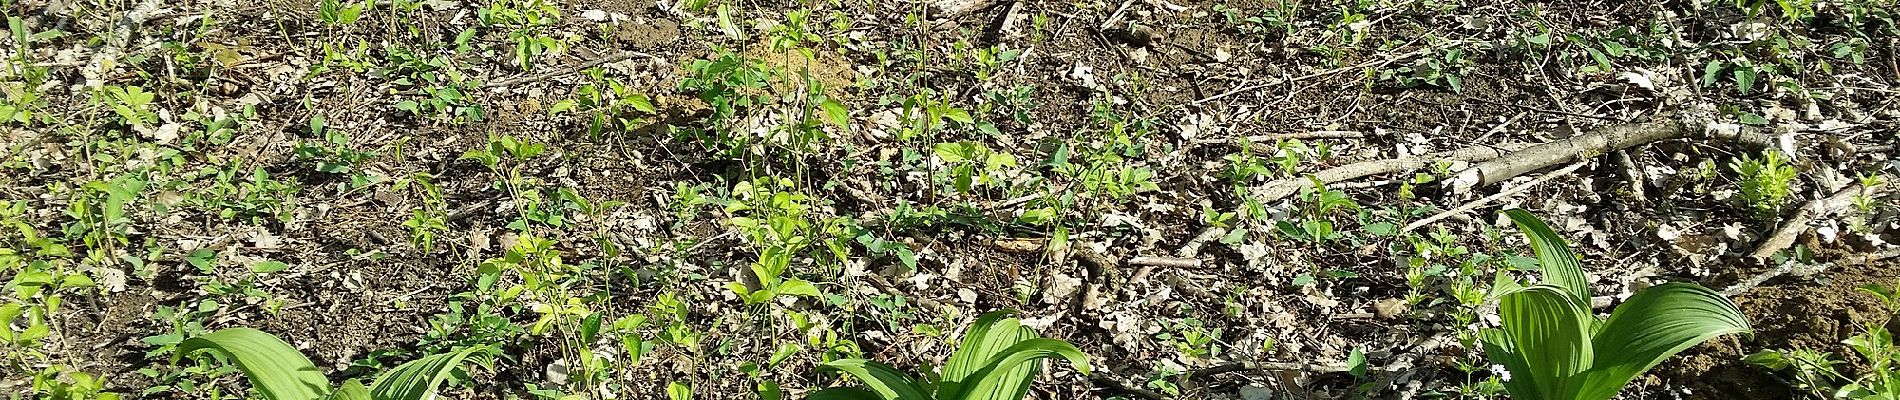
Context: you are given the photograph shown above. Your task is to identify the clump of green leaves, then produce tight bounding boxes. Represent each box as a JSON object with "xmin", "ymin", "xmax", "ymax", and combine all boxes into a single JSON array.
[
  {"xmin": 1748, "ymin": 280, "xmax": 1900, "ymax": 398},
  {"xmin": 175, "ymin": 328, "xmax": 490, "ymax": 400},
  {"xmin": 1482, "ymin": 209, "xmax": 1752, "ymax": 400},
  {"xmin": 1730, "ymin": 150, "xmax": 1798, "ymax": 217},
  {"xmin": 814, "ymin": 310, "xmax": 1090, "ymax": 400},
  {"xmin": 1379, "ymin": 48, "xmax": 1471, "ymax": 92}
]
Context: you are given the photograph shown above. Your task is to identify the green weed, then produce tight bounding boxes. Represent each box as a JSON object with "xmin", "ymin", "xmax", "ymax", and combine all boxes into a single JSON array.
[{"xmin": 1482, "ymin": 210, "xmax": 1751, "ymax": 400}]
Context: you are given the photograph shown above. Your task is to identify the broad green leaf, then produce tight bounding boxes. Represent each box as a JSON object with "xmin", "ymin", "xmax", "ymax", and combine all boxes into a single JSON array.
[
  {"xmin": 329, "ymin": 380, "xmax": 368, "ymax": 400},
  {"xmin": 808, "ymin": 388, "xmax": 882, "ymax": 400},
  {"xmin": 941, "ymin": 311, "xmax": 1031, "ymax": 387},
  {"xmin": 821, "ymin": 98, "xmax": 848, "ymax": 127},
  {"xmin": 1504, "ymin": 209, "xmax": 1591, "ymax": 302},
  {"xmin": 253, "ymin": 261, "xmax": 290, "ymax": 273},
  {"xmin": 177, "ymin": 328, "xmax": 332, "ymax": 400},
  {"xmin": 1496, "ymin": 285, "xmax": 1593, "ymax": 400},
  {"xmin": 818, "ymin": 359, "xmax": 928, "ymax": 400},
  {"xmin": 668, "ymin": 381, "xmax": 693, "ymax": 400},
  {"xmin": 1481, "ymin": 328, "xmax": 1542, "ymax": 399},
  {"xmin": 950, "ymin": 338, "xmax": 1091, "ymax": 400},
  {"xmin": 1347, "ymin": 348, "xmax": 1367, "ymax": 378},
  {"xmin": 1576, "ymin": 283, "xmax": 1751, "ymax": 400},
  {"xmin": 775, "ymin": 279, "xmax": 823, "ymax": 298},
  {"xmin": 368, "ymin": 345, "xmax": 490, "ymax": 400}
]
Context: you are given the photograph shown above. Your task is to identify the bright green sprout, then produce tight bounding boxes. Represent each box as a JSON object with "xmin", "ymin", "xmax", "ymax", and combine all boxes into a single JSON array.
[
  {"xmin": 176, "ymin": 328, "xmax": 489, "ymax": 400},
  {"xmin": 1483, "ymin": 209, "xmax": 1752, "ymax": 400},
  {"xmin": 813, "ymin": 310, "xmax": 1090, "ymax": 400}
]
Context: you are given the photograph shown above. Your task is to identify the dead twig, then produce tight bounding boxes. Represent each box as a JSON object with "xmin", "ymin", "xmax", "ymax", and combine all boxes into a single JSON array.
[
  {"xmin": 483, "ymin": 50, "xmax": 663, "ymax": 88},
  {"xmin": 1129, "ymin": 226, "xmax": 1224, "ymax": 284},
  {"xmin": 1748, "ymin": 181, "xmax": 1890, "ymax": 259},
  {"xmin": 1400, "ymin": 160, "xmax": 1589, "ymax": 234}
]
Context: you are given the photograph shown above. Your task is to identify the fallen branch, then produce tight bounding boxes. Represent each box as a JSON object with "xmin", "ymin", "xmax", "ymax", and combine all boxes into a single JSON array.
[
  {"xmin": 1128, "ymin": 256, "xmax": 1201, "ymax": 268},
  {"xmin": 1231, "ymin": 131, "xmax": 1368, "ymax": 142},
  {"xmin": 1399, "ymin": 160, "xmax": 1589, "ymax": 234},
  {"xmin": 1748, "ymin": 181, "xmax": 1890, "ymax": 259},
  {"xmin": 483, "ymin": 50, "xmax": 664, "ymax": 88},
  {"xmin": 1252, "ymin": 144, "xmax": 1526, "ymax": 202},
  {"xmin": 1253, "ymin": 118, "xmax": 1773, "ymax": 203},
  {"xmin": 1449, "ymin": 120, "xmax": 1771, "ymax": 192}
]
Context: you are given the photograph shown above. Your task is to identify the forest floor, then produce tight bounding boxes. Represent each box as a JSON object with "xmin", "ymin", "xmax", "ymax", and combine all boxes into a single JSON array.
[{"xmin": 1, "ymin": 0, "xmax": 1898, "ymax": 398}]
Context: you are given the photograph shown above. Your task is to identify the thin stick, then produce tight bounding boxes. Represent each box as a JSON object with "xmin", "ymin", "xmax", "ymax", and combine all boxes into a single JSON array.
[
  {"xmin": 1130, "ymin": 226, "xmax": 1224, "ymax": 284},
  {"xmin": 483, "ymin": 50, "xmax": 664, "ymax": 88},
  {"xmin": 1748, "ymin": 181, "xmax": 1889, "ymax": 259},
  {"xmin": 1401, "ymin": 160, "xmax": 1589, "ymax": 234}
]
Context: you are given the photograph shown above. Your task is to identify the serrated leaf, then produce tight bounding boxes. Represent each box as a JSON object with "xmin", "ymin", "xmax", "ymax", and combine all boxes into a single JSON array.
[
  {"xmin": 1734, "ymin": 68, "xmax": 1757, "ymax": 94},
  {"xmin": 1702, "ymin": 61, "xmax": 1723, "ymax": 87}
]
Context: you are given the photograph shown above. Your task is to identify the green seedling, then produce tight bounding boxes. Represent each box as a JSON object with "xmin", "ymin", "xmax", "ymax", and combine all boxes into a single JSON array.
[
  {"xmin": 1730, "ymin": 150, "xmax": 1797, "ymax": 218},
  {"xmin": 176, "ymin": 328, "xmax": 490, "ymax": 400},
  {"xmin": 1483, "ymin": 209, "xmax": 1751, "ymax": 400},
  {"xmin": 814, "ymin": 310, "xmax": 1090, "ymax": 400}
]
